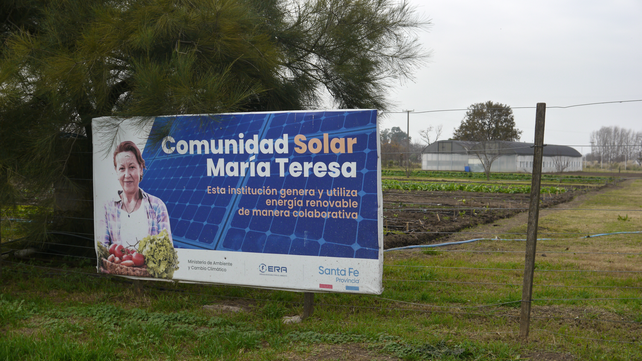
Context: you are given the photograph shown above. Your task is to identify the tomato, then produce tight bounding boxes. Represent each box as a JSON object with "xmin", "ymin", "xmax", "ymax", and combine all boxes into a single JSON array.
[
  {"xmin": 113, "ymin": 245, "xmax": 125, "ymax": 259},
  {"xmin": 109, "ymin": 243, "xmax": 119, "ymax": 255},
  {"xmin": 114, "ymin": 257, "xmax": 121, "ymax": 264},
  {"xmin": 122, "ymin": 254, "xmax": 133, "ymax": 262},
  {"xmin": 132, "ymin": 252, "xmax": 145, "ymax": 267},
  {"xmin": 121, "ymin": 260, "xmax": 135, "ymax": 267},
  {"xmin": 108, "ymin": 254, "xmax": 115, "ymax": 262}
]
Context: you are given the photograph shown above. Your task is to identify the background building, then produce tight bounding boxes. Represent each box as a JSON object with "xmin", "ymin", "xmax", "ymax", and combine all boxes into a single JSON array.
[{"xmin": 421, "ymin": 140, "xmax": 583, "ymax": 173}]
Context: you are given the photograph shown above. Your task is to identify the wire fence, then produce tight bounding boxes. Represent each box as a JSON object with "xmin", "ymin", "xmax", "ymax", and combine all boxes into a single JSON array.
[
  {"xmin": 2, "ymin": 93, "xmax": 642, "ymax": 347},
  {"xmin": 2, "ymin": 171, "xmax": 641, "ymax": 349}
]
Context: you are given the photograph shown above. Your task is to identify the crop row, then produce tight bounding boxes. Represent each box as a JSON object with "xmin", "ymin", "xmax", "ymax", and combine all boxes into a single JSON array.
[
  {"xmin": 381, "ymin": 169, "xmax": 614, "ymax": 183},
  {"xmin": 382, "ymin": 179, "xmax": 568, "ymax": 194}
]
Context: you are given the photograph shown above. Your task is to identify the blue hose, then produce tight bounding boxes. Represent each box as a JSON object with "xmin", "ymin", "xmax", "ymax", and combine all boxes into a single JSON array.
[
  {"xmin": 385, "ymin": 238, "xmax": 536, "ymax": 252},
  {"xmin": 584, "ymin": 231, "xmax": 642, "ymax": 238},
  {"xmin": 381, "ymin": 234, "xmax": 642, "ymax": 252},
  {"xmin": 384, "ymin": 231, "xmax": 641, "ymax": 252}
]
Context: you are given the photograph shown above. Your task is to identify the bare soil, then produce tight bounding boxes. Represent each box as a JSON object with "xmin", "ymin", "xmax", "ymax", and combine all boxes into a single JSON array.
[
  {"xmin": 383, "ymin": 188, "xmax": 580, "ymax": 250},
  {"xmin": 382, "ymin": 172, "xmax": 638, "ymax": 250}
]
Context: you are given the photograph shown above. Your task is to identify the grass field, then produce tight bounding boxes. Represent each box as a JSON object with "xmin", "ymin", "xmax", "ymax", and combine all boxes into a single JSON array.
[{"xmin": 1, "ymin": 179, "xmax": 641, "ymax": 360}]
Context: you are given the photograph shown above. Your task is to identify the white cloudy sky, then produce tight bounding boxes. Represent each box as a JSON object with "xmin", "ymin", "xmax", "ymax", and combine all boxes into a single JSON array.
[{"xmin": 378, "ymin": 0, "xmax": 642, "ymax": 153}]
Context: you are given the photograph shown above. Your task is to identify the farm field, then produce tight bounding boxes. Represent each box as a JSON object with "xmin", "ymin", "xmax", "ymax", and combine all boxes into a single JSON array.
[
  {"xmin": 1, "ymin": 171, "xmax": 641, "ymax": 360},
  {"xmin": 383, "ymin": 188, "xmax": 569, "ymax": 250},
  {"xmin": 381, "ymin": 171, "xmax": 632, "ymax": 250}
]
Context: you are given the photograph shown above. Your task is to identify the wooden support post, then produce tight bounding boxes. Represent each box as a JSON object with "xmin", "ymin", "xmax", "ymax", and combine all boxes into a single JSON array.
[
  {"xmin": 303, "ymin": 292, "xmax": 314, "ymax": 319},
  {"xmin": 133, "ymin": 279, "xmax": 143, "ymax": 294},
  {"xmin": 0, "ymin": 216, "xmax": 3, "ymax": 279},
  {"xmin": 520, "ymin": 103, "xmax": 546, "ymax": 340}
]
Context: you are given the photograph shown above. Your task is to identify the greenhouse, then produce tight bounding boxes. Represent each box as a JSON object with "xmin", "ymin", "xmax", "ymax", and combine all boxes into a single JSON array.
[{"xmin": 421, "ymin": 140, "xmax": 583, "ymax": 173}]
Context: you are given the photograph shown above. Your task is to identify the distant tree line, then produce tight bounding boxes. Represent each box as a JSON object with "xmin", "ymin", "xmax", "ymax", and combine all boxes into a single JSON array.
[
  {"xmin": 588, "ymin": 126, "xmax": 642, "ymax": 164},
  {"xmin": 380, "ymin": 126, "xmax": 440, "ymax": 169},
  {"xmin": 380, "ymin": 127, "xmax": 418, "ymax": 167}
]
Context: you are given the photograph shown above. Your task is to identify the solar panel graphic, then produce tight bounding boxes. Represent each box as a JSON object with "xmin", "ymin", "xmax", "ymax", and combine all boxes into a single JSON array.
[{"xmin": 139, "ymin": 110, "xmax": 380, "ymax": 260}]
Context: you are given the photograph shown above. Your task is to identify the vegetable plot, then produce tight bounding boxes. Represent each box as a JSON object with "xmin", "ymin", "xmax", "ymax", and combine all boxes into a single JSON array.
[
  {"xmin": 382, "ymin": 180, "xmax": 568, "ymax": 194},
  {"xmin": 381, "ymin": 170, "xmax": 614, "ymax": 184}
]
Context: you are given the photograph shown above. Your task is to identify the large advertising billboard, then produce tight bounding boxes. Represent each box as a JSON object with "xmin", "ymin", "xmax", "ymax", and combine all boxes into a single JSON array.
[{"xmin": 93, "ymin": 110, "xmax": 382, "ymax": 294}]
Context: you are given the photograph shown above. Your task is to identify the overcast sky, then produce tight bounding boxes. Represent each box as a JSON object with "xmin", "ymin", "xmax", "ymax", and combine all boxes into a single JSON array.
[{"xmin": 379, "ymin": 0, "xmax": 642, "ymax": 154}]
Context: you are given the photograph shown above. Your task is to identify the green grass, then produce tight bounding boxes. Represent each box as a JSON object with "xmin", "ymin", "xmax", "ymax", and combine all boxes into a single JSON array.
[{"xmin": 1, "ymin": 180, "xmax": 641, "ymax": 360}]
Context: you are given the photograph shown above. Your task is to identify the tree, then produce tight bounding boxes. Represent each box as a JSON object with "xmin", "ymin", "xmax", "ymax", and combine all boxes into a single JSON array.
[
  {"xmin": 452, "ymin": 101, "xmax": 521, "ymax": 180},
  {"xmin": 380, "ymin": 127, "xmax": 410, "ymax": 167},
  {"xmin": 589, "ymin": 126, "xmax": 642, "ymax": 167},
  {"xmin": 0, "ymin": 0, "xmax": 428, "ymax": 247},
  {"xmin": 452, "ymin": 101, "xmax": 521, "ymax": 142},
  {"xmin": 418, "ymin": 125, "xmax": 442, "ymax": 145},
  {"xmin": 381, "ymin": 126, "xmax": 410, "ymax": 145},
  {"xmin": 552, "ymin": 153, "xmax": 572, "ymax": 173},
  {"xmin": 267, "ymin": 0, "xmax": 429, "ymax": 110},
  {"xmin": 458, "ymin": 140, "xmax": 511, "ymax": 180}
]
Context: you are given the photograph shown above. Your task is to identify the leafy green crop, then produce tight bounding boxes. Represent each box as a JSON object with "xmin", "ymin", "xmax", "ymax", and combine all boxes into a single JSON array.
[
  {"xmin": 381, "ymin": 179, "xmax": 568, "ymax": 194},
  {"xmin": 381, "ymin": 169, "xmax": 614, "ymax": 184},
  {"xmin": 138, "ymin": 230, "xmax": 179, "ymax": 279},
  {"xmin": 96, "ymin": 242, "xmax": 109, "ymax": 261}
]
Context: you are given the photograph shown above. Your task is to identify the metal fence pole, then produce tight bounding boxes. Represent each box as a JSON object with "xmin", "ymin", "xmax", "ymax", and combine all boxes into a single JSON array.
[
  {"xmin": 520, "ymin": 103, "xmax": 546, "ymax": 339},
  {"xmin": 404, "ymin": 110, "xmax": 413, "ymax": 177}
]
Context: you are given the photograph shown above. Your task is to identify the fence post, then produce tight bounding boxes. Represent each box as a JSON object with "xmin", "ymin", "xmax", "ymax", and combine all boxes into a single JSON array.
[
  {"xmin": 520, "ymin": 103, "xmax": 546, "ymax": 339},
  {"xmin": 0, "ymin": 219, "xmax": 2, "ymax": 279},
  {"xmin": 133, "ymin": 279, "xmax": 143, "ymax": 294},
  {"xmin": 404, "ymin": 109, "xmax": 413, "ymax": 177},
  {"xmin": 303, "ymin": 292, "xmax": 314, "ymax": 319},
  {"xmin": 0, "ymin": 214, "xmax": 3, "ymax": 279}
]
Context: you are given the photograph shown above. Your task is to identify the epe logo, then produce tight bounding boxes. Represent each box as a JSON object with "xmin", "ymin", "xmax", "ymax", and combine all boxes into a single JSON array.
[{"xmin": 259, "ymin": 263, "xmax": 287, "ymax": 274}]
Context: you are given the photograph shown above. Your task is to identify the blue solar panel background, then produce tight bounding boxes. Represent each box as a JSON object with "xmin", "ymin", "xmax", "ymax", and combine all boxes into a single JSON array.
[{"xmin": 140, "ymin": 111, "xmax": 379, "ymax": 259}]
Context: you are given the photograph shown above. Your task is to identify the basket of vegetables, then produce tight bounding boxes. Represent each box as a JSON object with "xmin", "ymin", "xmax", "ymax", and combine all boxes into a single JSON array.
[
  {"xmin": 97, "ymin": 230, "xmax": 178, "ymax": 279},
  {"xmin": 98, "ymin": 242, "xmax": 150, "ymax": 277}
]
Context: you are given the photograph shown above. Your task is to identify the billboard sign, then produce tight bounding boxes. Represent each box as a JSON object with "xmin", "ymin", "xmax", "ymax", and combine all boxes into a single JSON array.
[{"xmin": 93, "ymin": 110, "xmax": 382, "ymax": 294}]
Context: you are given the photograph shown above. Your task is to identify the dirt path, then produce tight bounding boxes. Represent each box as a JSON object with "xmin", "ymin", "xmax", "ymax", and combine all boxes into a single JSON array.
[
  {"xmin": 381, "ymin": 172, "xmax": 636, "ymax": 249},
  {"xmin": 439, "ymin": 178, "xmax": 633, "ymax": 244}
]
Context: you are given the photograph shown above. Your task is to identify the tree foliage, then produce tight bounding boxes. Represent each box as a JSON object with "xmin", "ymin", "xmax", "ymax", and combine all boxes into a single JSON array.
[
  {"xmin": 452, "ymin": 101, "xmax": 521, "ymax": 142},
  {"xmin": 380, "ymin": 127, "xmax": 410, "ymax": 167},
  {"xmin": 379, "ymin": 127, "xmax": 424, "ymax": 169},
  {"xmin": 452, "ymin": 102, "xmax": 521, "ymax": 180},
  {"xmin": 380, "ymin": 126, "xmax": 410, "ymax": 145},
  {"xmin": 0, "ymin": 0, "xmax": 428, "ymax": 244}
]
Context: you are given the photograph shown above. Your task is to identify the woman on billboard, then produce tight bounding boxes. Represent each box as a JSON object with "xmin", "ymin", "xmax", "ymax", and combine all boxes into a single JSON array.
[
  {"xmin": 98, "ymin": 140, "xmax": 177, "ymax": 279},
  {"xmin": 102, "ymin": 140, "xmax": 172, "ymax": 248}
]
